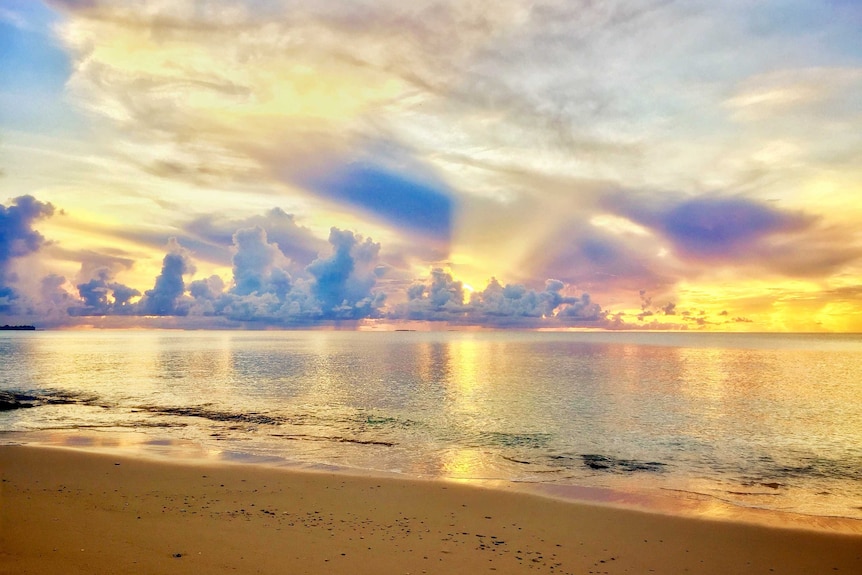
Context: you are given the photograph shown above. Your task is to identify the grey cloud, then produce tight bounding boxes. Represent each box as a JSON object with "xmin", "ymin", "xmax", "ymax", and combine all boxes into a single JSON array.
[
  {"xmin": 231, "ymin": 226, "xmax": 291, "ymax": 297},
  {"xmin": 186, "ymin": 275, "xmax": 226, "ymax": 316},
  {"xmin": 17, "ymin": 199, "xmax": 642, "ymax": 328},
  {"xmin": 535, "ymin": 226, "xmax": 674, "ymax": 296},
  {"xmin": 0, "ymin": 195, "xmax": 55, "ymax": 311},
  {"xmin": 179, "ymin": 224, "xmax": 387, "ymax": 324},
  {"xmin": 188, "ymin": 274, "xmax": 225, "ymax": 301},
  {"xmin": 471, "ymin": 278, "xmax": 573, "ymax": 320},
  {"xmin": 183, "ymin": 208, "xmax": 325, "ymax": 270},
  {"xmin": 649, "ymin": 195, "xmax": 810, "ymax": 259},
  {"xmin": 556, "ymin": 292, "xmax": 603, "ymax": 322},
  {"xmin": 306, "ymin": 228, "xmax": 385, "ymax": 319},
  {"xmin": 71, "ymin": 267, "xmax": 141, "ymax": 316},
  {"xmin": 399, "ymin": 268, "xmax": 467, "ymax": 321},
  {"xmin": 138, "ymin": 239, "xmax": 195, "ymax": 316},
  {"xmin": 608, "ymin": 191, "xmax": 862, "ymax": 278},
  {"xmin": 30, "ymin": 274, "xmax": 84, "ymax": 325},
  {"xmin": 396, "ymin": 269, "xmax": 606, "ymax": 326}
]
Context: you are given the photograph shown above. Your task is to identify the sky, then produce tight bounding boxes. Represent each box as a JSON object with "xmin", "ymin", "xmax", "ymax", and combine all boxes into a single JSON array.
[{"xmin": 1, "ymin": 0, "xmax": 861, "ymax": 331}]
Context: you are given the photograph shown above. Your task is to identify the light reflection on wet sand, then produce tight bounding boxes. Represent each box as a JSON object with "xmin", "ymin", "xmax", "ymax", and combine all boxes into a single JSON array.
[{"xmin": 6, "ymin": 428, "xmax": 862, "ymax": 537}]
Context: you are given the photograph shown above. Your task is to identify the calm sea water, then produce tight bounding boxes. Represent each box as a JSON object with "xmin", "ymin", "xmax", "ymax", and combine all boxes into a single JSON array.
[{"xmin": 2, "ymin": 330, "xmax": 861, "ymax": 520}]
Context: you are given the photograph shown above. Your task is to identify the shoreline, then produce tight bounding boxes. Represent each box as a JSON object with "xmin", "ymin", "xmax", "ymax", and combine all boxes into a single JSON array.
[
  {"xmin": 4, "ymin": 429, "xmax": 862, "ymax": 537},
  {"xmin": 2, "ymin": 444, "xmax": 861, "ymax": 575}
]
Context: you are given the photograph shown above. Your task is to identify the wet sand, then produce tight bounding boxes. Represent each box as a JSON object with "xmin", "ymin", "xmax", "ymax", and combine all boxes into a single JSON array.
[{"xmin": 1, "ymin": 444, "xmax": 860, "ymax": 574}]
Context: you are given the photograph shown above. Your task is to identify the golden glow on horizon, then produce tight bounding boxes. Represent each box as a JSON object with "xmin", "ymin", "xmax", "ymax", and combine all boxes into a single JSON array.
[{"xmin": 666, "ymin": 277, "xmax": 862, "ymax": 333}]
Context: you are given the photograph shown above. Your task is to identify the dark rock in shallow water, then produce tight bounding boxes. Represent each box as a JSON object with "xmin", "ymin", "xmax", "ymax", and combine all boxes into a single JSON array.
[
  {"xmin": 582, "ymin": 454, "xmax": 613, "ymax": 470},
  {"xmin": 0, "ymin": 392, "xmax": 36, "ymax": 411},
  {"xmin": 0, "ymin": 400, "xmax": 34, "ymax": 411},
  {"xmin": 145, "ymin": 405, "xmax": 283, "ymax": 426},
  {"xmin": 580, "ymin": 454, "xmax": 667, "ymax": 473}
]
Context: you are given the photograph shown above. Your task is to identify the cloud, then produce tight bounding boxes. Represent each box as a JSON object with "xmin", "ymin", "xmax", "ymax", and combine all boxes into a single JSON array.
[
  {"xmin": 53, "ymin": 214, "xmax": 616, "ymax": 328},
  {"xmin": 0, "ymin": 195, "xmax": 55, "ymax": 311},
  {"xmin": 71, "ymin": 267, "xmax": 141, "ymax": 316},
  {"xmin": 0, "ymin": 196, "xmax": 663, "ymax": 329},
  {"xmin": 67, "ymin": 249, "xmax": 136, "ymax": 284},
  {"xmin": 398, "ymin": 268, "xmax": 467, "ymax": 321},
  {"xmin": 478, "ymin": 277, "xmax": 604, "ymax": 323},
  {"xmin": 533, "ymin": 223, "xmax": 675, "ymax": 298},
  {"xmin": 396, "ymin": 269, "xmax": 605, "ymax": 327},
  {"xmin": 138, "ymin": 239, "xmax": 195, "ymax": 316},
  {"xmin": 230, "ymin": 226, "xmax": 291, "ymax": 297},
  {"xmin": 605, "ymin": 192, "xmax": 862, "ymax": 280},
  {"xmin": 301, "ymin": 161, "xmax": 455, "ymax": 243},
  {"xmin": 649, "ymin": 195, "xmax": 811, "ymax": 260},
  {"xmin": 305, "ymin": 228, "xmax": 385, "ymax": 319},
  {"xmin": 178, "ymin": 224, "xmax": 387, "ymax": 324},
  {"xmin": 182, "ymin": 208, "xmax": 325, "ymax": 269}
]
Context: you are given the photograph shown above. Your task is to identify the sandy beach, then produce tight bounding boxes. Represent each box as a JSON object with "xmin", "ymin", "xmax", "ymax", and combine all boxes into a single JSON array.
[{"xmin": 1, "ymin": 444, "xmax": 860, "ymax": 575}]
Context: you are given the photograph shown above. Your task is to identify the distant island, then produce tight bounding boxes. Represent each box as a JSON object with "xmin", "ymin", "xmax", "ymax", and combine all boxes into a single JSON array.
[{"xmin": 0, "ymin": 325, "xmax": 36, "ymax": 331}]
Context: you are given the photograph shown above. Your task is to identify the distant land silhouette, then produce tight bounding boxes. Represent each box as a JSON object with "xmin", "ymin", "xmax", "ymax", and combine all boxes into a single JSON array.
[{"xmin": 0, "ymin": 325, "xmax": 36, "ymax": 331}]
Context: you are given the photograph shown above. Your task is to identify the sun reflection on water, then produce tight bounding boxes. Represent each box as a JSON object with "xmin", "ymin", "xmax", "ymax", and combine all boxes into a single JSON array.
[{"xmin": 4, "ymin": 330, "xmax": 862, "ymax": 523}]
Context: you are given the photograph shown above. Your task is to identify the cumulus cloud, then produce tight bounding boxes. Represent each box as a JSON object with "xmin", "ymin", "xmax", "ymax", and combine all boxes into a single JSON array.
[
  {"xmin": 305, "ymin": 228, "xmax": 385, "ymax": 319},
  {"xmin": 396, "ymin": 269, "xmax": 605, "ymax": 326},
  {"xmin": 181, "ymin": 208, "xmax": 325, "ymax": 270},
  {"xmin": 55, "ymin": 215, "xmax": 614, "ymax": 328},
  {"xmin": 138, "ymin": 238, "xmax": 195, "ymax": 316},
  {"xmin": 71, "ymin": 267, "xmax": 141, "ymax": 316},
  {"xmin": 177, "ymin": 224, "xmax": 388, "ymax": 324},
  {"xmin": 21, "ymin": 0, "xmax": 859, "ymax": 333},
  {"xmin": 231, "ymin": 226, "xmax": 291, "ymax": 297},
  {"xmin": 0, "ymin": 195, "xmax": 55, "ymax": 312},
  {"xmin": 399, "ymin": 268, "xmax": 467, "ymax": 321}
]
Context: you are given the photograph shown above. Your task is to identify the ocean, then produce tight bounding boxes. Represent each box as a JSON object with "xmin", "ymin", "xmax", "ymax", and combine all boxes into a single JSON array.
[{"xmin": 2, "ymin": 329, "xmax": 861, "ymax": 522}]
